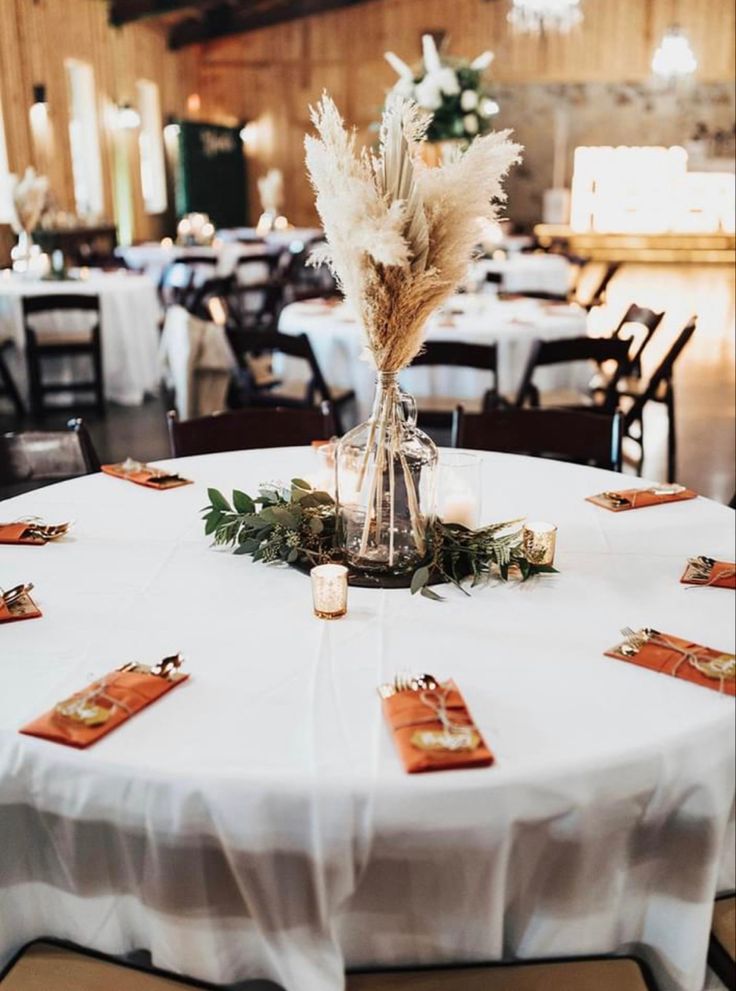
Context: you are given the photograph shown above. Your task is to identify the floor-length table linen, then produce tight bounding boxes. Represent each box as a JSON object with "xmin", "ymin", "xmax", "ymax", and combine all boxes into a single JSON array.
[
  {"xmin": 278, "ymin": 295, "xmax": 589, "ymax": 417},
  {"xmin": 0, "ymin": 448, "xmax": 733, "ymax": 991},
  {"xmin": 471, "ymin": 252, "xmax": 572, "ymax": 295},
  {"xmin": 115, "ymin": 242, "xmax": 274, "ymax": 285},
  {"xmin": 0, "ymin": 270, "xmax": 160, "ymax": 406}
]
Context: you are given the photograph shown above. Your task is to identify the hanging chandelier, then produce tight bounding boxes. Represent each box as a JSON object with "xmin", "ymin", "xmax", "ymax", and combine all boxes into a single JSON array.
[
  {"xmin": 651, "ymin": 25, "xmax": 698, "ymax": 78},
  {"xmin": 508, "ymin": 0, "xmax": 583, "ymax": 34}
]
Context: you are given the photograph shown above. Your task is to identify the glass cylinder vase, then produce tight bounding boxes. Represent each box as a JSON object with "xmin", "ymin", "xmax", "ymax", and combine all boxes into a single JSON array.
[{"xmin": 336, "ymin": 372, "xmax": 437, "ymax": 576}]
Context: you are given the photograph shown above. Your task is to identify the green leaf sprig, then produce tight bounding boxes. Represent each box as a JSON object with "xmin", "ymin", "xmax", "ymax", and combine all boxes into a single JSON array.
[{"xmin": 202, "ymin": 481, "xmax": 557, "ymax": 598}]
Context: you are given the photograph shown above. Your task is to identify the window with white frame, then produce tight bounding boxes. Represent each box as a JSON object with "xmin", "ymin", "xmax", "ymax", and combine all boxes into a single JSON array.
[
  {"xmin": 65, "ymin": 59, "xmax": 104, "ymax": 218},
  {"xmin": 137, "ymin": 79, "xmax": 167, "ymax": 214}
]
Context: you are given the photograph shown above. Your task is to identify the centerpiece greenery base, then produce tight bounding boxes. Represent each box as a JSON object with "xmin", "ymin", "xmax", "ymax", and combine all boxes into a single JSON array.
[{"xmin": 202, "ymin": 480, "xmax": 556, "ymax": 600}]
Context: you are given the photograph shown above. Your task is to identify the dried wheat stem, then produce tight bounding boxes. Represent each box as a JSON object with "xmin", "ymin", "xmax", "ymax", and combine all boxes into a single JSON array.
[
  {"xmin": 359, "ymin": 392, "xmax": 390, "ymax": 557},
  {"xmin": 388, "ymin": 415, "xmax": 396, "ymax": 567},
  {"xmin": 398, "ymin": 444, "xmax": 425, "ymax": 556}
]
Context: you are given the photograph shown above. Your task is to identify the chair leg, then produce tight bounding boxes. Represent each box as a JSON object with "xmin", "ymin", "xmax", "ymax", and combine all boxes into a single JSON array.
[
  {"xmin": 665, "ymin": 389, "xmax": 677, "ymax": 482},
  {"xmin": 0, "ymin": 345, "xmax": 25, "ymax": 417},
  {"xmin": 92, "ymin": 329, "xmax": 105, "ymax": 417},
  {"xmin": 25, "ymin": 342, "xmax": 43, "ymax": 419}
]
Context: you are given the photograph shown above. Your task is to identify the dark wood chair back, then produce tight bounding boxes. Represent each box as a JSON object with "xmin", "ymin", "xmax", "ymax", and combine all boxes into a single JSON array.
[
  {"xmin": 0, "ymin": 417, "xmax": 100, "ymax": 484},
  {"xmin": 166, "ymin": 403, "xmax": 334, "ymax": 458},
  {"xmin": 624, "ymin": 318, "xmax": 696, "ymax": 426},
  {"xmin": 515, "ymin": 335, "xmax": 631, "ymax": 410},
  {"xmin": 0, "ymin": 340, "xmax": 24, "ymax": 417},
  {"xmin": 233, "ymin": 252, "xmax": 277, "ymax": 283},
  {"xmin": 452, "ymin": 406, "xmax": 623, "ymax": 471},
  {"xmin": 579, "ymin": 261, "xmax": 621, "ymax": 310},
  {"xmin": 226, "ymin": 328, "xmax": 332, "ymax": 403},
  {"xmin": 22, "ymin": 295, "xmax": 104, "ymax": 417},
  {"xmin": 223, "ymin": 281, "xmax": 283, "ymax": 332},
  {"xmin": 611, "ymin": 304, "xmax": 665, "ymax": 373},
  {"xmin": 411, "ymin": 340, "xmax": 500, "ymax": 427},
  {"xmin": 159, "ymin": 256, "xmax": 218, "ymax": 309}
]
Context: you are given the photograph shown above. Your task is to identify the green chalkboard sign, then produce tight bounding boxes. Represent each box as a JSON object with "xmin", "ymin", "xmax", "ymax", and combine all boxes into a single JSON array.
[{"xmin": 176, "ymin": 121, "xmax": 247, "ymax": 227}]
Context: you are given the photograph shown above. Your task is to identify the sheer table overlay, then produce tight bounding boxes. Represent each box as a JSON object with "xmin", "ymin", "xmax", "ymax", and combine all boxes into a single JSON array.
[{"xmin": 0, "ymin": 448, "xmax": 733, "ymax": 991}]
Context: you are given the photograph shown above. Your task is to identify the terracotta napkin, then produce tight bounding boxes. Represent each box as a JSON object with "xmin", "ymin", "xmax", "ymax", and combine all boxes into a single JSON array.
[
  {"xmin": 605, "ymin": 629, "xmax": 735, "ymax": 696},
  {"xmin": 681, "ymin": 558, "xmax": 736, "ymax": 589},
  {"xmin": 587, "ymin": 486, "xmax": 697, "ymax": 512},
  {"xmin": 382, "ymin": 680, "xmax": 494, "ymax": 773},
  {"xmin": 0, "ymin": 590, "xmax": 42, "ymax": 624},
  {"xmin": 20, "ymin": 665, "xmax": 188, "ymax": 748},
  {"xmin": 0, "ymin": 523, "xmax": 46, "ymax": 545},
  {"xmin": 101, "ymin": 462, "xmax": 192, "ymax": 490}
]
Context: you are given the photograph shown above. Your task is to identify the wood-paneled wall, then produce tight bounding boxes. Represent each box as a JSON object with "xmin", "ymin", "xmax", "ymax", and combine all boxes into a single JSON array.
[
  {"xmin": 0, "ymin": 0, "xmax": 197, "ymax": 245},
  {"xmin": 192, "ymin": 0, "xmax": 735, "ymax": 225}
]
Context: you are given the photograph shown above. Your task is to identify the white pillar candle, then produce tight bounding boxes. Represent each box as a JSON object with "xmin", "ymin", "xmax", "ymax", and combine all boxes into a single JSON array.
[{"xmin": 440, "ymin": 493, "xmax": 479, "ymax": 529}]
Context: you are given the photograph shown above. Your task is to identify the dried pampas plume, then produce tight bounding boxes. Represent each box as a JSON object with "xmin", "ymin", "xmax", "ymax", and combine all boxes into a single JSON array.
[{"xmin": 304, "ymin": 92, "xmax": 522, "ymax": 373}]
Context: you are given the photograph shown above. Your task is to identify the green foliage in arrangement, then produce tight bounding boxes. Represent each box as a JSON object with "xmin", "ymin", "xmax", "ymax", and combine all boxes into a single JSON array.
[{"xmin": 202, "ymin": 480, "xmax": 557, "ymax": 599}]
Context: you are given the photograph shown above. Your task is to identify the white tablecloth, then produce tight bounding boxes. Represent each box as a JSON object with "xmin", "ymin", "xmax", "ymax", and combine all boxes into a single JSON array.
[
  {"xmin": 216, "ymin": 227, "xmax": 323, "ymax": 250},
  {"xmin": 279, "ymin": 295, "xmax": 589, "ymax": 418},
  {"xmin": 472, "ymin": 253, "xmax": 571, "ymax": 296},
  {"xmin": 0, "ymin": 449, "xmax": 733, "ymax": 991},
  {"xmin": 0, "ymin": 271, "xmax": 160, "ymax": 406}
]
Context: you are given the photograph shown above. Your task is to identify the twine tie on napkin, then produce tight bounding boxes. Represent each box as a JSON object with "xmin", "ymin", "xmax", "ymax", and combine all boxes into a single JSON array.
[
  {"xmin": 685, "ymin": 558, "xmax": 736, "ymax": 589},
  {"xmin": 393, "ymin": 686, "xmax": 478, "ymax": 751},
  {"xmin": 647, "ymin": 633, "xmax": 735, "ymax": 693}
]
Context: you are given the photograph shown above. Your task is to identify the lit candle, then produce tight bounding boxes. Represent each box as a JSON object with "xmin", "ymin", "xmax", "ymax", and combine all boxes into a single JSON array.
[
  {"xmin": 311, "ymin": 564, "xmax": 348, "ymax": 619},
  {"xmin": 440, "ymin": 492, "xmax": 479, "ymax": 529},
  {"xmin": 522, "ymin": 521, "xmax": 557, "ymax": 566}
]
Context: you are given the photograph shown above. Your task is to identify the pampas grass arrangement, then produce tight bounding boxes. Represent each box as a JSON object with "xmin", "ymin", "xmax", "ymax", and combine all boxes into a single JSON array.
[{"xmin": 304, "ymin": 93, "xmax": 521, "ymax": 570}]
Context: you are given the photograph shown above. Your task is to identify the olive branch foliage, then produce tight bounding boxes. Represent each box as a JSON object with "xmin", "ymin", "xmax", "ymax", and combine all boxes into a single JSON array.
[{"xmin": 202, "ymin": 480, "xmax": 556, "ymax": 599}]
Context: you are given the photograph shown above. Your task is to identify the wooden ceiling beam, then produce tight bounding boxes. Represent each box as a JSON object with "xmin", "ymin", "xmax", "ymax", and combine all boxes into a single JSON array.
[
  {"xmin": 168, "ymin": 0, "xmax": 377, "ymax": 49},
  {"xmin": 108, "ymin": 0, "xmax": 215, "ymax": 28}
]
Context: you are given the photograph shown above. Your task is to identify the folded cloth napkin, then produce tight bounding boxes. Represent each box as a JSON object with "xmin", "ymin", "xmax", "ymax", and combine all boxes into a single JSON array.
[
  {"xmin": 0, "ymin": 590, "xmax": 42, "ymax": 624},
  {"xmin": 681, "ymin": 557, "xmax": 736, "ymax": 589},
  {"xmin": 605, "ymin": 629, "xmax": 735, "ymax": 696},
  {"xmin": 587, "ymin": 486, "xmax": 697, "ymax": 512},
  {"xmin": 0, "ymin": 523, "xmax": 45, "ymax": 545},
  {"xmin": 382, "ymin": 680, "xmax": 494, "ymax": 773},
  {"xmin": 20, "ymin": 665, "xmax": 188, "ymax": 748},
  {"xmin": 101, "ymin": 462, "xmax": 192, "ymax": 490}
]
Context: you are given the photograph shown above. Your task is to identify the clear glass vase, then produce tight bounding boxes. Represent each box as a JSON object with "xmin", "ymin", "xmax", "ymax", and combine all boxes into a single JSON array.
[{"xmin": 336, "ymin": 372, "xmax": 437, "ymax": 576}]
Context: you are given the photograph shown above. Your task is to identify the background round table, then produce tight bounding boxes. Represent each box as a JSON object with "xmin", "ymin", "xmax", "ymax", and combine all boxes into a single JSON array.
[
  {"xmin": 0, "ymin": 448, "xmax": 733, "ymax": 991},
  {"xmin": 0, "ymin": 270, "xmax": 160, "ymax": 406},
  {"xmin": 278, "ymin": 295, "xmax": 590, "ymax": 418}
]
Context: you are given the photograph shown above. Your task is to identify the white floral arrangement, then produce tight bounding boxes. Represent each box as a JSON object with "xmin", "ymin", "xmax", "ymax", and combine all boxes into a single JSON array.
[
  {"xmin": 10, "ymin": 167, "xmax": 49, "ymax": 235},
  {"xmin": 385, "ymin": 35, "xmax": 499, "ymax": 144}
]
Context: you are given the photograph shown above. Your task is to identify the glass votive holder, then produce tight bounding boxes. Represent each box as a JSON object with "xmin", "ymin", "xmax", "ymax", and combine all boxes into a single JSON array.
[
  {"xmin": 522, "ymin": 521, "xmax": 557, "ymax": 566},
  {"xmin": 311, "ymin": 563, "xmax": 348, "ymax": 619},
  {"xmin": 437, "ymin": 452, "xmax": 482, "ymax": 529}
]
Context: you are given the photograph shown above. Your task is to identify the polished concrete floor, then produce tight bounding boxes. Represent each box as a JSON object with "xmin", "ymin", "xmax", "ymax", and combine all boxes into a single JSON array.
[{"xmin": 1, "ymin": 261, "xmax": 734, "ymax": 503}]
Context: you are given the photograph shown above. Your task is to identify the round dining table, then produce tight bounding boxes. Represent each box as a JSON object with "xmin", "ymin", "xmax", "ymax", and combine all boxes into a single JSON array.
[
  {"xmin": 278, "ymin": 294, "xmax": 590, "ymax": 419},
  {"xmin": 0, "ymin": 447, "xmax": 733, "ymax": 991},
  {"xmin": 0, "ymin": 269, "xmax": 160, "ymax": 406}
]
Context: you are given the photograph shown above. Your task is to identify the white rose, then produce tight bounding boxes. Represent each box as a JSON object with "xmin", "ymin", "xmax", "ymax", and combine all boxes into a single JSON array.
[
  {"xmin": 415, "ymin": 76, "xmax": 443, "ymax": 110},
  {"xmin": 463, "ymin": 113, "xmax": 479, "ymax": 135},
  {"xmin": 460, "ymin": 89, "xmax": 478, "ymax": 111},
  {"xmin": 480, "ymin": 97, "xmax": 500, "ymax": 117},
  {"xmin": 438, "ymin": 67, "xmax": 460, "ymax": 96}
]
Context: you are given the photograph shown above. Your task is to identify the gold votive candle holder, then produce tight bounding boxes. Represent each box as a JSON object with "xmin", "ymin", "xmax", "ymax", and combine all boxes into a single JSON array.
[
  {"xmin": 311, "ymin": 564, "xmax": 349, "ymax": 619},
  {"xmin": 522, "ymin": 521, "xmax": 557, "ymax": 566}
]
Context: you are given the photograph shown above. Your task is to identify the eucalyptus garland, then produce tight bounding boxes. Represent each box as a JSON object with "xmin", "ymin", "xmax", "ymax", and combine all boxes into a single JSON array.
[{"xmin": 202, "ymin": 480, "xmax": 556, "ymax": 600}]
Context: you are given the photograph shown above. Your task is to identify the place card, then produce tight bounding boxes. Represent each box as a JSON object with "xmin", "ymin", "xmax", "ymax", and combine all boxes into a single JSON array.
[
  {"xmin": 680, "ymin": 556, "xmax": 736, "ymax": 589},
  {"xmin": 381, "ymin": 679, "xmax": 494, "ymax": 773},
  {"xmin": 20, "ymin": 655, "xmax": 189, "ymax": 748},
  {"xmin": 606, "ymin": 627, "xmax": 735, "ymax": 695},
  {"xmin": 587, "ymin": 485, "xmax": 697, "ymax": 512},
  {"xmin": 102, "ymin": 459, "xmax": 192, "ymax": 490}
]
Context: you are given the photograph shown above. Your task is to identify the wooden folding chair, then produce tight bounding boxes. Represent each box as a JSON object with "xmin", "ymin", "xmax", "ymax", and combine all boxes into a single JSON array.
[
  {"xmin": 452, "ymin": 406, "xmax": 623, "ymax": 471},
  {"xmin": 0, "ymin": 417, "xmax": 100, "ymax": 487},
  {"xmin": 515, "ymin": 336, "xmax": 631, "ymax": 412},
  {"xmin": 411, "ymin": 340, "xmax": 502, "ymax": 430},
  {"xmin": 166, "ymin": 402, "xmax": 334, "ymax": 458}
]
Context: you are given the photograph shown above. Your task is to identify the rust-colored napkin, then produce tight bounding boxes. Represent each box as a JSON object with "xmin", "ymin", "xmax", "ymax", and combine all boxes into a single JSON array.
[
  {"xmin": 382, "ymin": 680, "xmax": 494, "ymax": 773},
  {"xmin": 20, "ymin": 665, "xmax": 188, "ymax": 748},
  {"xmin": 101, "ymin": 462, "xmax": 192, "ymax": 490},
  {"xmin": 605, "ymin": 630, "xmax": 735, "ymax": 696},
  {"xmin": 0, "ymin": 523, "xmax": 46, "ymax": 546},
  {"xmin": 0, "ymin": 590, "xmax": 42, "ymax": 624},
  {"xmin": 587, "ymin": 487, "xmax": 697, "ymax": 512},
  {"xmin": 681, "ymin": 557, "xmax": 736, "ymax": 589}
]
